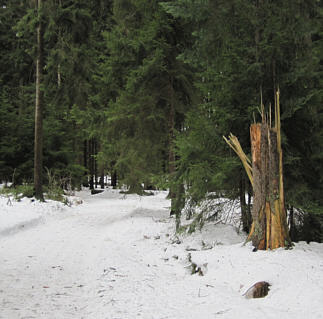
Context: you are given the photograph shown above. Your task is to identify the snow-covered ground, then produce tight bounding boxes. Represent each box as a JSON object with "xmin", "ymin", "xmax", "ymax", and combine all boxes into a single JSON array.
[{"xmin": 0, "ymin": 189, "xmax": 322, "ymax": 319}]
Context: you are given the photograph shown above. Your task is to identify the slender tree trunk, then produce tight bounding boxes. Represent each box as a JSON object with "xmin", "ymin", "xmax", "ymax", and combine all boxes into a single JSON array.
[
  {"xmin": 83, "ymin": 140, "xmax": 88, "ymax": 169},
  {"xmin": 168, "ymin": 84, "xmax": 175, "ymax": 180},
  {"xmin": 173, "ymin": 182, "xmax": 185, "ymax": 231},
  {"xmin": 34, "ymin": 0, "xmax": 44, "ymax": 201},
  {"xmin": 98, "ymin": 146, "xmax": 105, "ymax": 189},
  {"xmin": 94, "ymin": 140, "xmax": 98, "ymax": 188},
  {"xmin": 89, "ymin": 139, "xmax": 94, "ymax": 190},
  {"xmin": 100, "ymin": 168, "xmax": 105, "ymax": 189},
  {"xmin": 240, "ymin": 173, "xmax": 251, "ymax": 233},
  {"xmin": 168, "ymin": 77, "xmax": 177, "ymax": 215},
  {"xmin": 289, "ymin": 205, "xmax": 296, "ymax": 241},
  {"xmin": 83, "ymin": 140, "xmax": 89, "ymax": 187},
  {"xmin": 111, "ymin": 169, "xmax": 117, "ymax": 188}
]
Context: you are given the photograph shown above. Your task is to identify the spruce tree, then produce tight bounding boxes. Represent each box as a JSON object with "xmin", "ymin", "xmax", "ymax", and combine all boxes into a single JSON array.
[
  {"xmin": 0, "ymin": 1, "xmax": 35, "ymax": 184},
  {"xmin": 100, "ymin": 0, "xmax": 195, "ymax": 194}
]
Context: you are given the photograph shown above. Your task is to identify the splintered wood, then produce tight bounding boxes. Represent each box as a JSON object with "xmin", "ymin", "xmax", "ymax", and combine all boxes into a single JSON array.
[
  {"xmin": 247, "ymin": 122, "xmax": 289, "ymax": 249},
  {"xmin": 224, "ymin": 90, "xmax": 291, "ymax": 250}
]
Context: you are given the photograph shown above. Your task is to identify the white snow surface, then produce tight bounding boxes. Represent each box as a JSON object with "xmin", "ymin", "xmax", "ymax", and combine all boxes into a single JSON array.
[{"xmin": 0, "ymin": 189, "xmax": 322, "ymax": 319}]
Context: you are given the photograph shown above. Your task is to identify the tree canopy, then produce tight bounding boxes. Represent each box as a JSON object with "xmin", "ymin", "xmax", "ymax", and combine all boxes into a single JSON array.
[{"xmin": 0, "ymin": 0, "xmax": 322, "ymax": 241}]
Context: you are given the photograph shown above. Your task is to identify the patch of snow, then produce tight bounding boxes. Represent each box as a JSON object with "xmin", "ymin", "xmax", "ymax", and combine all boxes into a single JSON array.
[
  {"xmin": 0, "ymin": 188, "xmax": 322, "ymax": 318},
  {"xmin": 0, "ymin": 195, "xmax": 68, "ymax": 237}
]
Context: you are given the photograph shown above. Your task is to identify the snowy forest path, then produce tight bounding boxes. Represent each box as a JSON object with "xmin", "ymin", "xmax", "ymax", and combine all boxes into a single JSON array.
[
  {"xmin": 2, "ymin": 190, "xmax": 322, "ymax": 319},
  {"xmin": 0, "ymin": 190, "xmax": 177, "ymax": 319}
]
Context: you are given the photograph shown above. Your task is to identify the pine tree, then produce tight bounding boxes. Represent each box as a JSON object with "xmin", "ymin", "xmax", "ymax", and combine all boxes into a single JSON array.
[
  {"xmin": 100, "ymin": 0, "xmax": 195, "ymax": 194},
  {"xmin": 0, "ymin": 1, "xmax": 35, "ymax": 184}
]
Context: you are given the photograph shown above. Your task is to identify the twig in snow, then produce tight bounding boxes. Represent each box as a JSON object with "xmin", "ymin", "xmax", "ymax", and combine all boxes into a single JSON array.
[
  {"xmin": 6, "ymin": 196, "xmax": 12, "ymax": 206},
  {"xmin": 214, "ymin": 309, "xmax": 231, "ymax": 315}
]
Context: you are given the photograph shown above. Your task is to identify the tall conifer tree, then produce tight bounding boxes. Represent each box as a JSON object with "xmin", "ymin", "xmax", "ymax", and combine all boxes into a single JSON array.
[{"xmin": 34, "ymin": 0, "xmax": 44, "ymax": 200}]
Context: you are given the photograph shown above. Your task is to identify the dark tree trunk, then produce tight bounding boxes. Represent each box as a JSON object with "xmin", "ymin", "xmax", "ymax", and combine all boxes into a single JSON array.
[
  {"xmin": 100, "ymin": 166, "xmax": 105, "ymax": 189},
  {"xmin": 34, "ymin": 0, "xmax": 44, "ymax": 201},
  {"xmin": 240, "ymin": 173, "xmax": 251, "ymax": 233},
  {"xmin": 89, "ymin": 139, "xmax": 94, "ymax": 190},
  {"xmin": 94, "ymin": 140, "xmax": 98, "ymax": 188},
  {"xmin": 82, "ymin": 140, "xmax": 89, "ymax": 187},
  {"xmin": 168, "ymin": 77, "xmax": 177, "ymax": 214},
  {"xmin": 83, "ymin": 140, "xmax": 88, "ymax": 169},
  {"xmin": 111, "ymin": 166, "xmax": 117, "ymax": 188}
]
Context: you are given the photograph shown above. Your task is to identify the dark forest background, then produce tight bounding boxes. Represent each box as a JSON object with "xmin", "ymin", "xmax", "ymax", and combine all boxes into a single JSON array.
[{"xmin": 0, "ymin": 0, "xmax": 322, "ymax": 241}]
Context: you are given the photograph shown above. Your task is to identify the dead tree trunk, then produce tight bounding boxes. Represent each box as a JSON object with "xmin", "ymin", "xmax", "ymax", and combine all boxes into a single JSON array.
[
  {"xmin": 224, "ymin": 90, "xmax": 291, "ymax": 250},
  {"xmin": 248, "ymin": 122, "xmax": 290, "ymax": 249}
]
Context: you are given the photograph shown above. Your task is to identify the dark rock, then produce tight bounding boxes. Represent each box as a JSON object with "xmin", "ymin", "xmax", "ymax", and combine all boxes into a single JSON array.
[{"xmin": 91, "ymin": 189, "xmax": 104, "ymax": 195}]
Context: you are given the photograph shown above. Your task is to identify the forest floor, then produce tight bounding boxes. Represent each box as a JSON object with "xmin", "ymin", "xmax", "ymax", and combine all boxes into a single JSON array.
[{"xmin": 0, "ymin": 188, "xmax": 323, "ymax": 319}]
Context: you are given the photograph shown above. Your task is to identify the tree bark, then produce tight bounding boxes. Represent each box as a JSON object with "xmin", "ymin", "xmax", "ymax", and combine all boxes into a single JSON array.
[
  {"xmin": 224, "ymin": 91, "xmax": 290, "ymax": 250},
  {"xmin": 168, "ymin": 77, "xmax": 177, "ymax": 215},
  {"xmin": 34, "ymin": 0, "xmax": 44, "ymax": 201},
  {"xmin": 247, "ymin": 123, "xmax": 290, "ymax": 249}
]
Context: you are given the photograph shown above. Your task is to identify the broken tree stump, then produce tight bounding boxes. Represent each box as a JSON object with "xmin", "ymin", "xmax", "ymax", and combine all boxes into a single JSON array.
[
  {"xmin": 224, "ymin": 90, "xmax": 291, "ymax": 250},
  {"xmin": 247, "ymin": 122, "xmax": 290, "ymax": 249}
]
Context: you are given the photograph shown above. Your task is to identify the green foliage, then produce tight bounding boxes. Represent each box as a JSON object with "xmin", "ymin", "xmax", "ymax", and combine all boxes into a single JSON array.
[
  {"xmin": 1, "ymin": 0, "xmax": 322, "ymax": 240},
  {"xmin": 292, "ymin": 209, "xmax": 323, "ymax": 243},
  {"xmin": 164, "ymin": 0, "xmax": 323, "ymax": 222},
  {"xmin": 0, "ymin": 0, "xmax": 114, "ymax": 190},
  {"xmin": 98, "ymin": 0, "xmax": 195, "ymax": 193},
  {"xmin": 149, "ymin": 174, "xmax": 169, "ymax": 190},
  {"xmin": 0, "ymin": 184, "xmax": 34, "ymax": 201},
  {"xmin": 0, "ymin": 1, "xmax": 35, "ymax": 184},
  {"xmin": 43, "ymin": 168, "xmax": 63, "ymax": 201},
  {"xmin": 174, "ymin": 101, "xmax": 246, "ymax": 207}
]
